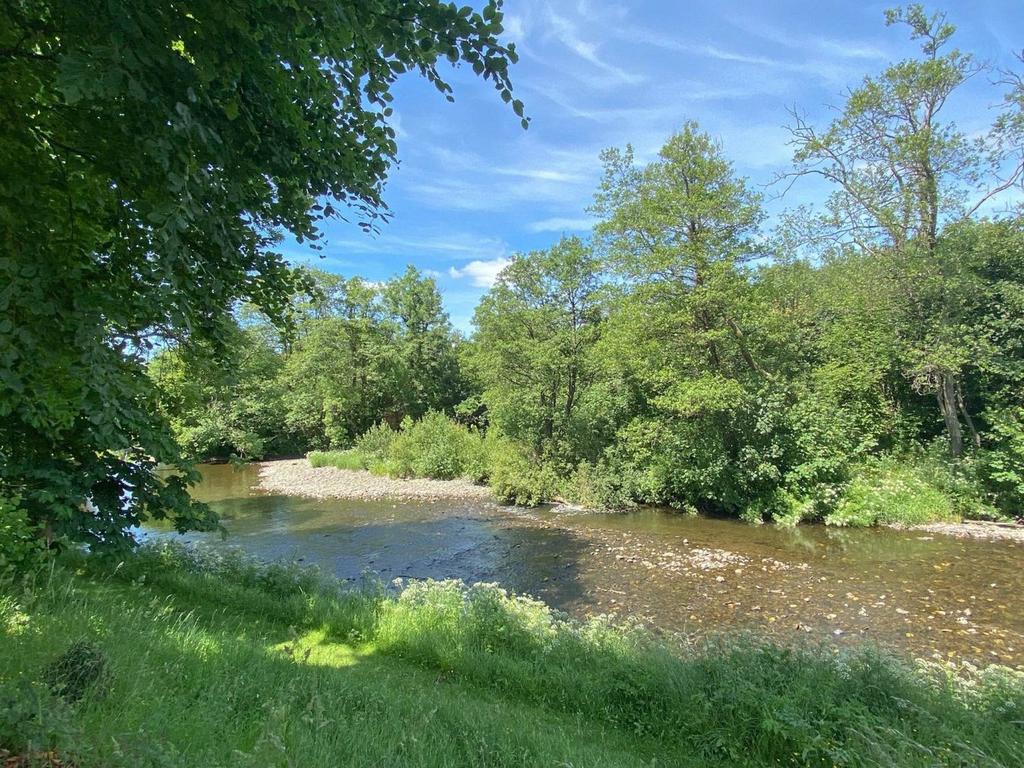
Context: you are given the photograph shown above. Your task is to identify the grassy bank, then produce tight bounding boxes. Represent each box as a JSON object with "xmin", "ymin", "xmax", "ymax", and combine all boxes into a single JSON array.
[{"xmin": 2, "ymin": 544, "xmax": 1022, "ymax": 767}]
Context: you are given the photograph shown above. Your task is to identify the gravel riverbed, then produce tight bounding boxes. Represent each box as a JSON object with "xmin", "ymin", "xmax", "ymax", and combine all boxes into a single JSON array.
[
  {"xmin": 901, "ymin": 520, "xmax": 1024, "ymax": 543},
  {"xmin": 257, "ymin": 458, "xmax": 495, "ymax": 502}
]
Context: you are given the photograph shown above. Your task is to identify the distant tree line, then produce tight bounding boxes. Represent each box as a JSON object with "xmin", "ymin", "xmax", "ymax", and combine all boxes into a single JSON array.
[{"xmin": 149, "ymin": 266, "xmax": 467, "ymax": 461}]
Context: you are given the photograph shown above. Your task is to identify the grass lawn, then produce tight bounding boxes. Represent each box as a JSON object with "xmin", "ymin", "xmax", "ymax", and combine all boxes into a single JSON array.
[{"xmin": 2, "ymin": 543, "xmax": 1022, "ymax": 767}]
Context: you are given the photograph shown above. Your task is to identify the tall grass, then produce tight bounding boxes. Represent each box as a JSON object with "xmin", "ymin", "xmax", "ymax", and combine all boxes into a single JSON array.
[
  {"xmin": 2, "ymin": 543, "xmax": 1022, "ymax": 767},
  {"xmin": 307, "ymin": 448, "xmax": 367, "ymax": 471}
]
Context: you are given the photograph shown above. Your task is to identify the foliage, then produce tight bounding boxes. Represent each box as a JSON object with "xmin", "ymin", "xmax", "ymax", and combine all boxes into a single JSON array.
[
  {"xmin": 0, "ymin": 499, "xmax": 45, "ymax": 585},
  {"xmin": 49, "ymin": 3, "xmax": 1024, "ymax": 529},
  {"xmin": 488, "ymin": 441, "xmax": 559, "ymax": 506},
  {"xmin": 148, "ymin": 266, "xmax": 471, "ymax": 466},
  {"xmin": 307, "ymin": 450, "xmax": 367, "ymax": 471},
  {"xmin": 1, "ymin": 0, "xmax": 521, "ymax": 551},
  {"xmin": 786, "ymin": 5, "xmax": 1024, "ymax": 458},
  {"xmin": 450, "ymin": 10, "xmax": 1024, "ymax": 524},
  {"xmin": 0, "ymin": 681, "xmax": 81, "ymax": 766},
  {"xmin": 354, "ymin": 422, "xmax": 400, "ymax": 466},
  {"xmin": 825, "ymin": 456, "xmax": 958, "ymax": 527},
  {"xmin": 467, "ymin": 237, "xmax": 604, "ymax": 461},
  {"xmin": 382, "ymin": 412, "xmax": 482, "ymax": 481},
  {"xmin": 562, "ymin": 460, "xmax": 636, "ymax": 511},
  {"xmin": 3, "ymin": 544, "xmax": 1022, "ymax": 767},
  {"xmin": 982, "ymin": 408, "xmax": 1024, "ymax": 516},
  {"xmin": 149, "ymin": 322, "xmax": 297, "ymax": 461}
]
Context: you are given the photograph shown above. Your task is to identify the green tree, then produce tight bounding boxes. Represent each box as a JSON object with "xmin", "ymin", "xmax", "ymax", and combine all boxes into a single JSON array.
[
  {"xmin": 0, "ymin": 0, "xmax": 520, "ymax": 549},
  {"xmin": 280, "ymin": 277, "xmax": 402, "ymax": 448},
  {"xmin": 591, "ymin": 124, "xmax": 785, "ymax": 512},
  {"xmin": 469, "ymin": 237, "xmax": 603, "ymax": 462},
  {"xmin": 149, "ymin": 321, "xmax": 293, "ymax": 461},
  {"xmin": 383, "ymin": 266, "xmax": 466, "ymax": 418},
  {"xmin": 785, "ymin": 4, "xmax": 1024, "ymax": 456}
]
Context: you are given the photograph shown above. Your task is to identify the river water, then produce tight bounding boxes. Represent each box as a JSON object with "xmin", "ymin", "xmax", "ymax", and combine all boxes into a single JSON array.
[{"xmin": 144, "ymin": 463, "xmax": 1024, "ymax": 668}]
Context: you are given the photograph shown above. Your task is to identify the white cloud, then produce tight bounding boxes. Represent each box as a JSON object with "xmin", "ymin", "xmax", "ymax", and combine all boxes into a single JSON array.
[
  {"xmin": 528, "ymin": 216, "xmax": 595, "ymax": 232},
  {"xmin": 326, "ymin": 231, "xmax": 509, "ymax": 259},
  {"xmin": 504, "ymin": 14, "xmax": 526, "ymax": 41},
  {"xmin": 404, "ymin": 145, "xmax": 599, "ymax": 212},
  {"xmin": 544, "ymin": 8, "xmax": 644, "ymax": 86},
  {"xmin": 614, "ymin": 21, "xmax": 885, "ymax": 88},
  {"xmin": 493, "ymin": 166, "xmax": 587, "ymax": 182},
  {"xmin": 448, "ymin": 258, "xmax": 512, "ymax": 288}
]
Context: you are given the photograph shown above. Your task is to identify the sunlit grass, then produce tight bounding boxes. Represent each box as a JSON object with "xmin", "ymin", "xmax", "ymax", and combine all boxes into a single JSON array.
[
  {"xmin": 2, "ymin": 543, "xmax": 1022, "ymax": 767},
  {"xmin": 307, "ymin": 449, "xmax": 367, "ymax": 471}
]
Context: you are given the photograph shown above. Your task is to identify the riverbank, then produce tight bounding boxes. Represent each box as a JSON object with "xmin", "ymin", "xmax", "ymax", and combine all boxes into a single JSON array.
[
  {"xmin": 257, "ymin": 458, "xmax": 494, "ymax": 502},
  {"xmin": 3, "ymin": 543, "xmax": 1022, "ymax": 767},
  {"xmin": 259, "ymin": 458, "xmax": 1024, "ymax": 544}
]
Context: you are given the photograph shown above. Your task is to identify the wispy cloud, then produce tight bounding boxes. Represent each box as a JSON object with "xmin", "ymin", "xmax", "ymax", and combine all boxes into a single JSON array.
[
  {"xmin": 449, "ymin": 258, "xmax": 512, "ymax": 288},
  {"xmin": 503, "ymin": 13, "xmax": 527, "ymax": 42},
  {"xmin": 321, "ymin": 231, "xmax": 509, "ymax": 261},
  {"xmin": 544, "ymin": 7, "xmax": 644, "ymax": 86},
  {"xmin": 616, "ymin": 20, "xmax": 886, "ymax": 88},
  {"xmin": 528, "ymin": 216, "xmax": 595, "ymax": 232},
  {"xmin": 404, "ymin": 142, "xmax": 600, "ymax": 213}
]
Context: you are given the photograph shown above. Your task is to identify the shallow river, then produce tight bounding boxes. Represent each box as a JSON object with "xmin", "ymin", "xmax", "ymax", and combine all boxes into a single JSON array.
[{"xmin": 145, "ymin": 463, "xmax": 1024, "ymax": 668}]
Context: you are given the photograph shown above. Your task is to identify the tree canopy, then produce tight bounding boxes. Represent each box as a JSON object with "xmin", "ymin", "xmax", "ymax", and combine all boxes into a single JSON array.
[{"xmin": 0, "ymin": 0, "xmax": 520, "ymax": 548}]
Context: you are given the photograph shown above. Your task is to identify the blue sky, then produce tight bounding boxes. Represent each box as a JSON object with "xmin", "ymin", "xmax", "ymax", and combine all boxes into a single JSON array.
[{"xmin": 282, "ymin": 0, "xmax": 1024, "ymax": 331}]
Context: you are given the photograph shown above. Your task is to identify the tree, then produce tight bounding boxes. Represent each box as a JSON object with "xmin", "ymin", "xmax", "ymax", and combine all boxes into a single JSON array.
[
  {"xmin": 785, "ymin": 4, "xmax": 1024, "ymax": 455},
  {"xmin": 589, "ymin": 125, "xmax": 789, "ymax": 512},
  {"xmin": 469, "ymin": 237, "xmax": 603, "ymax": 462},
  {"xmin": 593, "ymin": 122, "xmax": 767, "ymax": 381},
  {"xmin": 382, "ymin": 266, "xmax": 466, "ymax": 419},
  {"xmin": 0, "ymin": 0, "xmax": 521, "ymax": 549},
  {"xmin": 281, "ymin": 277, "xmax": 406, "ymax": 448}
]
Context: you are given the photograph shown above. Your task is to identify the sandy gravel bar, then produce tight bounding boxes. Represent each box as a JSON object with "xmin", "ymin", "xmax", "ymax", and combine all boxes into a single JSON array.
[
  {"xmin": 902, "ymin": 520, "xmax": 1024, "ymax": 543},
  {"xmin": 257, "ymin": 459, "xmax": 495, "ymax": 502}
]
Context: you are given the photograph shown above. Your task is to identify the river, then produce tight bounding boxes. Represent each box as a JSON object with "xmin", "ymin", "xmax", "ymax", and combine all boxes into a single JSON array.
[{"xmin": 144, "ymin": 462, "xmax": 1024, "ymax": 668}]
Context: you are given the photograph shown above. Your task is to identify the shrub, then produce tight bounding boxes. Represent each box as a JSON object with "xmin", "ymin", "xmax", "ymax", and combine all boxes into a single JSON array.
[
  {"xmin": 0, "ymin": 498, "xmax": 45, "ymax": 584},
  {"xmin": 0, "ymin": 681, "xmax": 79, "ymax": 763},
  {"xmin": 354, "ymin": 422, "xmax": 398, "ymax": 465},
  {"xmin": 825, "ymin": 456, "xmax": 956, "ymax": 527},
  {"xmin": 383, "ymin": 412, "xmax": 482, "ymax": 480},
  {"xmin": 563, "ymin": 460, "xmax": 635, "ymax": 510},
  {"xmin": 43, "ymin": 641, "xmax": 108, "ymax": 704},
  {"xmin": 488, "ymin": 441, "xmax": 558, "ymax": 506},
  {"xmin": 981, "ymin": 407, "xmax": 1024, "ymax": 517}
]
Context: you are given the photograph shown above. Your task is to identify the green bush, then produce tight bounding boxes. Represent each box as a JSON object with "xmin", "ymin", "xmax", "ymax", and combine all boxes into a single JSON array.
[
  {"xmin": 488, "ymin": 442, "xmax": 559, "ymax": 505},
  {"xmin": 44, "ymin": 640, "xmax": 109, "ymax": 704},
  {"xmin": 0, "ymin": 497, "xmax": 45, "ymax": 584},
  {"xmin": 563, "ymin": 460, "xmax": 635, "ymax": 510},
  {"xmin": 354, "ymin": 422, "xmax": 398, "ymax": 465},
  {"xmin": 982, "ymin": 408, "xmax": 1024, "ymax": 517},
  {"xmin": 385, "ymin": 412, "xmax": 482, "ymax": 480},
  {"xmin": 825, "ymin": 457, "xmax": 957, "ymax": 527}
]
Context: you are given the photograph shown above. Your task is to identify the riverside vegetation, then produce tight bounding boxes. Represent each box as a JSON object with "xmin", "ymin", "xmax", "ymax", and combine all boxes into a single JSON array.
[
  {"xmin": 151, "ymin": 9, "xmax": 1024, "ymax": 528},
  {"xmin": 3, "ymin": 3, "xmax": 1024, "ymax": 766},
  {"xmin": 3, "ymin": 542, "xmax": 1023, "ymax": 767}
]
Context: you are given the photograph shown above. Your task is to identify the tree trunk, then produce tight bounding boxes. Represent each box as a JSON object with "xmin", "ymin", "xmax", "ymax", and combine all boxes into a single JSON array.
[
  {"xmin": 956, "ymin": 380, "xmax": 981, "ymax": 450},
  {"xmin": 565, "ymin": 367, "xmax": 577, "ymax": 422},
  {"xmin": 937, "ymin": 370, "xmax": 964, "ymax": 457}
]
